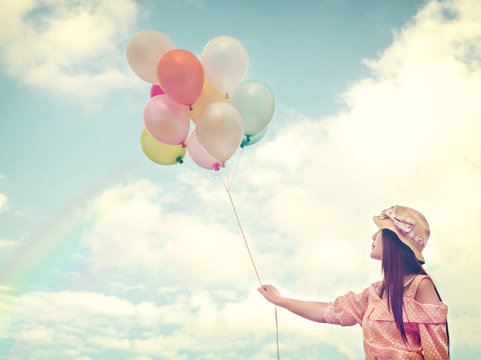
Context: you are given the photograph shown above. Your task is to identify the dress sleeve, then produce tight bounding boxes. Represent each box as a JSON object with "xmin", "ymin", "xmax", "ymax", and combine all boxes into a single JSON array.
[
  {"xmin": 419, "ymin": 323, "xmax": 449, "ymax": 360},
  {"xmin": 324, "ymin": 285, "xmax": 370, "ymax": 326}
]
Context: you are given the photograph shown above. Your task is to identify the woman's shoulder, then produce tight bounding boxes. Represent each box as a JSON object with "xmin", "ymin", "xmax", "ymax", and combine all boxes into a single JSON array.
[
  {"xmin": 413, "ymin": 276, "xmax": 443, "ymax": 305},
  {"xmin": 404, "ymin": 275, "xmax": 448, "ymax": 323}
]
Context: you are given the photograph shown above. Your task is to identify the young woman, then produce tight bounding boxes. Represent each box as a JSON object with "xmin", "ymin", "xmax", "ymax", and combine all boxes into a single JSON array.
[{"xmin": 258, "ymin": 205, "xmax": 449, "ymax": 359}]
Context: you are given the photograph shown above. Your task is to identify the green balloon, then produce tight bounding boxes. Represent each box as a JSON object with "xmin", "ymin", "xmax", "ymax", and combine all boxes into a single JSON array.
[
  {"xmin": 231, "ymin": 80, "xmax": 275, "ymax": 136},
  {"xmin": 140, "ymin": 128, "xmax": 186, "ymax": 165}
]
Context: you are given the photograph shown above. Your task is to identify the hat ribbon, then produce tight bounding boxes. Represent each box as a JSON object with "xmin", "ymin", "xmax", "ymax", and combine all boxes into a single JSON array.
[{"xmin": 379, "ymin": 205, "xmax": 426, "ymax": 247}]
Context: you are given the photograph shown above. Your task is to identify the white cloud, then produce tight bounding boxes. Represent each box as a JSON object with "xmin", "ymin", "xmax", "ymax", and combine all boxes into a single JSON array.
[
  {"xmin": 0, "ymin": 237, "xmax": 17, "ymax": 249},
  {"xmin": 0, "ymin": 193, "xmax": 7, "ymax": 213},
  {"xmin": 109, "ymin": 281, "xmax": 146, "ymax": 293},
  {"xmin": 80, "ymin": 179, "xmax": 254, "ymax": 290},
  {"xmin": 0, "ymin": 0, "xmax": 139, "ymax": 103},
  {"xmin": 0, "ymin": 289, "xmax": 272, "ymax": 359},
  {"xmin": 0, "ymin": 285, "xmax": 365, "ymax": 359},
  {"xmin": 0, "ymin": 237, "xmax": 20, "ymax": 265}
]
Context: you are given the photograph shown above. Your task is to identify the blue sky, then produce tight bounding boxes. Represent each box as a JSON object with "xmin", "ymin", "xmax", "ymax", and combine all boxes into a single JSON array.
[{"xmin": 1, "ymin": 0, "xmax": 481, "ymax": 359}]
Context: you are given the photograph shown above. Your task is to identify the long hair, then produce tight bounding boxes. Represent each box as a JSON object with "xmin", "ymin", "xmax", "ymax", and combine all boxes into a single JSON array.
[{"xmin": 379, "ymin": 229, "xmax": 450, "ymax": 356}]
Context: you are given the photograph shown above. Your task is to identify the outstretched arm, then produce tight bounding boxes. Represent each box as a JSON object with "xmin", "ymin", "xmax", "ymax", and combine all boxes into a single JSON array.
[{"xmin": 257, "ymin": 285, "xmax": 329, "ymax": 323}]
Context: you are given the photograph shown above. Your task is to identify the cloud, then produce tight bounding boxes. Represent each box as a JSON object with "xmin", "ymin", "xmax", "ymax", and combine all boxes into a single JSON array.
[
  {"xmin": 0, "ymin": 287, "xmax": 361, "ymax": 359},
  {"xmin": 0, "ymin": 238, "xmax": 17, "ymax": 249},
  {"xmin": 0, "ymin": 193, "xmax": 6, "ymax": 213},
  {"xmin": 0, "ymin": 237, "xmax": 20, "ymax": 265},
  {"xmin": 80, "ymin": 179, "xmax": 254, "ymax": 290},
  {"xmin": 0, "ymin": 0, "xmax": 139, "ymax": 103}
]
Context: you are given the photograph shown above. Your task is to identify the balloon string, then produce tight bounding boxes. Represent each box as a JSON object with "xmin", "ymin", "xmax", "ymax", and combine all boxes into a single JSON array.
[
  {"xmin": 228, "ymin": 146, "xmax": 245, "ymax": 191},
  {"xmin": 275, "ymin": 306, "xmax": 280, "ymax": 360},
  {"xmin": 225, "ymin": 188, "xmax": 262, "ymax": 286},
  {"xmin": 223, "ymin": 186, "xmax": 280, "ymax": 360}
]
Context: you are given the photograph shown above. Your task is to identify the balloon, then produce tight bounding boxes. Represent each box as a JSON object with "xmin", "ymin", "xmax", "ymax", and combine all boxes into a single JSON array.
[
  {"xmin": 190, "ymin": 79, "xmax": 229, "ymax": 123},
  {"xmin": 140, "ymin": 128, "xmax": 186, "ymax": 165},
  {"xmin": 230, "ymin": 80, "xmax": 276, "ymax": 136},
  {"xmin": 241, "ymin": 126, "xmax": 268, "ymax": 147},
  {"xmin": 196, "ymin": 102, "xmax": 244, "ymax": 163},
  {"xmin": 126, "ymin": 31, "xmax": 175, "ymax": 84},
  {"xmin": 143, "ymin": 95, "xmax": 190, "ymax": 145},
  {"xmin": 157, "ymin": 49, "xmax": 204, "ymax": 109},
  {"xmin": 150, "ymin": 85, "xmax": 164, "ymax": 97},
  {"xmin": 202, "ymin": 36, "xmax": 249, "ymax": 94},
  {"xmin": 186, "ymin": 129, "xmax": 222, "ymax": 171}
]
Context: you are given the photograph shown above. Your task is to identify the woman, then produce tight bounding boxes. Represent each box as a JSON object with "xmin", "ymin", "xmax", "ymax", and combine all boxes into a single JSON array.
[{"xmin": 258, "ymin": 205, "xmax": 449, "ymax": 359}]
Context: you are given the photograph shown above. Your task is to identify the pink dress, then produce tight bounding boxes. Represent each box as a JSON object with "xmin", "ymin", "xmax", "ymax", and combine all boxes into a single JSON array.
[{"xmin": 324, "ymin": 275, "xmax": 448, "ymax": 359}]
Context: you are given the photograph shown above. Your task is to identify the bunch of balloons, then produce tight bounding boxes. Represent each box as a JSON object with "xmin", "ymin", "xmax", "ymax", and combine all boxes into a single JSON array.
[{"xmin": 126, "ymin": 31, "xmax": 276, "ymax": 171}]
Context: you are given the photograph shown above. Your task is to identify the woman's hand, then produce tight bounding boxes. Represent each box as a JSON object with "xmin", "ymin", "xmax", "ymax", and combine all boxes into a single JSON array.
[
  {"xmin": 257, "ymin": 284, "xmax": 284, "ymax": 306},
  {"xmin": 258, "ymin": 285, "xmax": 329, "ymax": 323}
]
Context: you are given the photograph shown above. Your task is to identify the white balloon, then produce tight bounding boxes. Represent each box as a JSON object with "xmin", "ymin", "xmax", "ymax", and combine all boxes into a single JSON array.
[
  {"xmin": 126, "ymin": 31, "xmax": 175, "ymax": 84},
  {"xmin": 196, "ymin": 102, "xmax": 244, "ymax": 163},
  {"xmin": 201, "ymin": 36, "xmax": 249, "ymax": 93}
]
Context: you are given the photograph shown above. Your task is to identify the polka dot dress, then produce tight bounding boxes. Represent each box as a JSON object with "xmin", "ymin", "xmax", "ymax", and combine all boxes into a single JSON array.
[{"xmin": 324, "ymin": 275, "xmax": 448, "ymax": 359}]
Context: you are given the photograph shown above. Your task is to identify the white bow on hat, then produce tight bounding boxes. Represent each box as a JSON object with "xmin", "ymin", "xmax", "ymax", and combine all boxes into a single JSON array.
[
  {"xmin": 378, "ymin": 205, "xmax": 426, "ymax": 247},
  {"xmin": 379, "ymin": 205, "xmax": 415, "ymax": 234}
]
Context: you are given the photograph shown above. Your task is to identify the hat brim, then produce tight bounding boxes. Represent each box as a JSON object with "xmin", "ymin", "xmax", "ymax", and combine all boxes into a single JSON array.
[{"xmin": 373, "ymin": 215, "xmax": 425, "ymax": 264}]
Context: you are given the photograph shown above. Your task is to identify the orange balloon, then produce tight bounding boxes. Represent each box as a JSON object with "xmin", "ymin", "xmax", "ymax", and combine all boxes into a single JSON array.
[
  {"xmin": 157, "ymin": 49, "xmax": 204, "ymax": 109},
  {"xmin": 190, "ymin": 79, "xmax": 229, "ymax": 123}
]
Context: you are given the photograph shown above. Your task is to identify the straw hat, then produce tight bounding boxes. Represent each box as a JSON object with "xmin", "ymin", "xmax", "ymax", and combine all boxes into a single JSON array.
[{"xmin": 372, "ymin": 205, "xmax": 430, "ymax": 264}]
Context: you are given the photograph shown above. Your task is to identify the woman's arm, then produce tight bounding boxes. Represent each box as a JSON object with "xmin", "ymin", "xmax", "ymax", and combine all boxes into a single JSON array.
[{"xmin": 257, "ymin": 285, "xmax": 329, "ymax": 323}]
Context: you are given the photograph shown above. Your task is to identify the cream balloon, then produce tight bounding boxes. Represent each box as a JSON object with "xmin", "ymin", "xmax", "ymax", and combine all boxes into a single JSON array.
[
  {"xmin": 201, "ymin": 36, "xmax": 249, "ymax": 93},
  {"xmin": 196, "ymin": 102, "xmax": 244, "ymax": 163},
  {"xmin": 126, "ymin": 31, "xmax": 175, "ymax": 84}
]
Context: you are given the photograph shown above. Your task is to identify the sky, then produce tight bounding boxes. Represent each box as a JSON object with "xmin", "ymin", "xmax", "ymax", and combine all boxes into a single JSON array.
[{"xmin": 0, "ymin": 0, "xmax": 480, "ymax": 359}]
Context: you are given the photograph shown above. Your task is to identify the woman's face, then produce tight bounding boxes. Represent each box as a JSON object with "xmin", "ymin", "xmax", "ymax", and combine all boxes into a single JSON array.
[{"xmin": 371, "ymin": 229, "xmax": 383, "ymax": 260}]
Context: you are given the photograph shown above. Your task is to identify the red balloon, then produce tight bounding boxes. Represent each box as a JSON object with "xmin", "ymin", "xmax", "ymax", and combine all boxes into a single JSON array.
[{"xmin": 157, "ymin": 49, "xmax": 204, "ymax": 109}]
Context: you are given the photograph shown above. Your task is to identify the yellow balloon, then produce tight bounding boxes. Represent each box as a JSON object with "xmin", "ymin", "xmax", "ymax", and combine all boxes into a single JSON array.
[
  {"xmin": 190, "ymin": 79, "xmax": 229, "ymax": 123},
  {"xmin": 140, "ymin": 128, "xmax": 186, "ymax": 165}
]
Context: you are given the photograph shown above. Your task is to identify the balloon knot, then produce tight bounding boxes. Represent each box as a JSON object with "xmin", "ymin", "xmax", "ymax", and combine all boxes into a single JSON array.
[
  {"xmin": 214, "ymin": 163, "xmax": 221, "ymax": 171},
  {"xmin": 242, "ymin": 135, "xmax": 251, "ymax": 148},
  {"xmin": 181, "ymin": 142, "xmax": 186, "ymax": 148},
  {"xmin": 189, "ymin": 105, "xmax": 193, "ymax": 111},
  {"xmin": 176, "ymin": 156, "xmax": 183, "ymax": 164}
]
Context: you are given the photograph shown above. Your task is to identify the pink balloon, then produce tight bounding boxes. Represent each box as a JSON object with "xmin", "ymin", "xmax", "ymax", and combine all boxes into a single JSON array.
[
  {"xmin": 186, "ymin": 129, "xmax": 222, "ymax": 171},
  {"xmin": 157, "ymin": 49, "xmax": 204, "ymax": 109},
  {"xmin": 143, "ymin": 95, "xmax": 190, "ymax": 145},
  {"xmin": 150, "ymin": 85, "xmax": 165, "ymax": 97}
]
